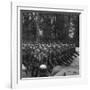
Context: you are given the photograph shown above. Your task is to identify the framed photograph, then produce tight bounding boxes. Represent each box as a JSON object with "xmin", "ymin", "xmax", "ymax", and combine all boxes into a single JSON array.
[{"xmin": 11, "ymin": 2, "xmax": 87, "ymax": 88}]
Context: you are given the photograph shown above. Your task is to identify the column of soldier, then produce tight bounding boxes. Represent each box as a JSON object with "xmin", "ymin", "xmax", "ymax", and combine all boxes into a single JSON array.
[{"xmin": 22, "ymin": 42, "xmax": 77, "ymax": 77}]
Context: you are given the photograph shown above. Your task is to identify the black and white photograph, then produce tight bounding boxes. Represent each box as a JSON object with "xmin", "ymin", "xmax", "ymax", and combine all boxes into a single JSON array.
[
  {"xmin": 10, "ymin": 1, "xmax": 88, "ymax": 88},
  {"xmin": 20, "ymin": 9, "xmax": 80, "ymax": 78},
  {"xmin": 0, "ymin": 0, "xmax": 88, "ymax": 89}
]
